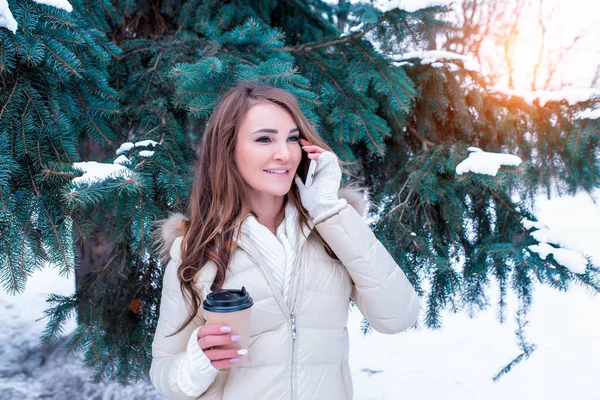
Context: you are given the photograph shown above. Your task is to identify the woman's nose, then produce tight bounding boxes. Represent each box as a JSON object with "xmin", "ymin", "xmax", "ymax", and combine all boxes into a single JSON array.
[{"xmin": 273, "ymin": 143, "xmax": 291, "ymax": 161}]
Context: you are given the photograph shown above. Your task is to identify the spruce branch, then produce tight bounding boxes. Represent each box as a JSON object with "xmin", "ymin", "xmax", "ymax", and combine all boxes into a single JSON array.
[
  {"xmin": 42, "ymin": 43, "xmax": 83, "ymax": 78},
  {"xmin": 21, "ymin": 97, "xmax": 31, "ymax": 156},
  {"xmin": 44, "ymin": 209, "xmax": 72, "ymax": 274},
  {"xmin": 281, "ymin": 16, "xmax": 387, "ymax": 53},
  {"xmin": 73, "ymin": 82, "xmax": 113, "ymax": 146},
  {"xmin": 378, "ymin": 150, "xmax": 443, "ymax": 226},
  {"xmin": 143, "ymin": 51, "xmax": 164, "ymax": 102},
  {"xmin": 302, "ymin": 52, "xmax": 387, "ymax": 154},
  {"xmin": 493, "ymin": 309, "xmax": 536, "ymax": 381},
  {"xmin": 0, "ymin": 74, "xmax": 20, "ymax": 121},
  {"xmin": 407, "ymin": 125, "xmax": 434, "ymax": 151},
  {"xmin": 351, "ymin": 39, "xmax": 414, "ymax": 113}
]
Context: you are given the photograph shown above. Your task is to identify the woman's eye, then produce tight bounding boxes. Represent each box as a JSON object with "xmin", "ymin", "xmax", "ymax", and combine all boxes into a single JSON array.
[{"xmin": 255, "ymin": 136, "xmax": 300, "ymax": 143}]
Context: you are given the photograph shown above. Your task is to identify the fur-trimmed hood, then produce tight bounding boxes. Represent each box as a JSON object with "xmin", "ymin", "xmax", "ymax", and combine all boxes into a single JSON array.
[{"xmin": 151, "ymin": 186, "xmax": 369, "ymax": 266}]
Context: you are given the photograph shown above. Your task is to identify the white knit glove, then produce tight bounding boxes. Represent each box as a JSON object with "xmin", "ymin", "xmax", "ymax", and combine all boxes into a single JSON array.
[
  {"xmin": 294, "ymin": 151, "xmax": 347, "ymax": 224},
  {"xmin": 174, "ymin": 326, "xmax": 218, "ymax": 397}
]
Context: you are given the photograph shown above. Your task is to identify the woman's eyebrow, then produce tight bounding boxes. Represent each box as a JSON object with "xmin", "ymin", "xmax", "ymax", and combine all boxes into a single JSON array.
[{"xmin": 252, "ymin": 127, "xmax": 299, "ymax": 134}]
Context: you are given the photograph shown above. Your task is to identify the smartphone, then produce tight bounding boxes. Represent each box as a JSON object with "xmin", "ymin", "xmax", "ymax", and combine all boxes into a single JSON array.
[{"xmin": 297, "ymin": 152, "xmax": 317, "ymax": 187}]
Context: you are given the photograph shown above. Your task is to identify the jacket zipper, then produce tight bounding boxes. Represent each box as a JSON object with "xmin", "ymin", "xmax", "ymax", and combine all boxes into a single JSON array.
[
  {"xmin": 288, "ymin": 253, "xmax": 302, "ymax": 400},
  {"xmin": 290, "ymin": 311, "xmax": 297, "ymax": 399},
  {"xmin": 289, "ymin": 252, "xmax": 305, "ymax": 400},
  {"xmin": 238, "ymin": 243, "xmax": 305, "ymax": 400},
  {"xmin": 291, "ymin": 313, "xmax": 297, "ymax": 340}
]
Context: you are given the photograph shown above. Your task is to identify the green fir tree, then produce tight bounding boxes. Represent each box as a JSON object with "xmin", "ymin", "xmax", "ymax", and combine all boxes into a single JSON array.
[{"xmin": 1, "ymin": 0, "xmax": 598, "ymax": 383}]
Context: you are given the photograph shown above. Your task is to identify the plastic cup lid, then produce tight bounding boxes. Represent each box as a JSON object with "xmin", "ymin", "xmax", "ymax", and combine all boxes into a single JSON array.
[{"xmin": 202, "ymin": 286, "xmax": 254, "ymax": 312}]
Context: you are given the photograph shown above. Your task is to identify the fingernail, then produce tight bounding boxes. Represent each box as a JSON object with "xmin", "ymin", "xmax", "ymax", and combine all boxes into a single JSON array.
[
  {"xmin": 230, "ymin": 358, "xmax": 239, "ymax": 363},
  {"xmin": 237, "ymin": 349, "xmax": 248, "ymax": 356},
  {"xmin": 220, "ymin": 326, "xmax": 232, "ymax": 333},
  {"xmin": 231, "ymin": 335, "xmax": 241, "ymax": 342}
]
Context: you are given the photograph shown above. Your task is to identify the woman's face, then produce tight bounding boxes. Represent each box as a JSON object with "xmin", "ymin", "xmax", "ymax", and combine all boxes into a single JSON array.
[{"xmin": 234, "ymin": 102, "xmax": 303, "ymax": 200}]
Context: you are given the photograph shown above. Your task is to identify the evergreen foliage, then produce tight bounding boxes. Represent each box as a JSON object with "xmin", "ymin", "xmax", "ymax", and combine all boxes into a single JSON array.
[{"xmin": 1, "ymin": 0, "xmax": 599, "ymax": 382}]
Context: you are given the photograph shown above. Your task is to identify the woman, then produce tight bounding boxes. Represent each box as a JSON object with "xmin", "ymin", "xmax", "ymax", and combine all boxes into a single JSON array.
[{"xmin": 150, "ymin": 83, "xmax": 419, "ymax": 400}]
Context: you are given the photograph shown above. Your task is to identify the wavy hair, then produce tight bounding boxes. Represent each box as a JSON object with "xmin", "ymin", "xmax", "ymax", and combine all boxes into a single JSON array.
[{"xmin": 174, "ymin": 82, "xmax": 336, "ymax": 334}]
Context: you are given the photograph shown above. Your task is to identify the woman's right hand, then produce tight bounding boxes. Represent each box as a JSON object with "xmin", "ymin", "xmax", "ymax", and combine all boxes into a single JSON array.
[{"xmin": 196, "ymin": 324, "xmax": 247, "ymax": 370}]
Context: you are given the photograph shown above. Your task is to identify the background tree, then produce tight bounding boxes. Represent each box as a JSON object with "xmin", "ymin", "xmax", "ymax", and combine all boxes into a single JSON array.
[
  {"xmin": 443, "ymin": 0, "xmax": 592, "ymax": 90},
  {"xmin": 1, "ymin": 0, "xmax": 598, "ymax": 383}
]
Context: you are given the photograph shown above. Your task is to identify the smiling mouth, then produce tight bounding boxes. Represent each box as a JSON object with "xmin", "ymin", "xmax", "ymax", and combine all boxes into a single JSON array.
[{"xmin": 264, "ymin": 169, "xmax": 289, "ymax": 174}]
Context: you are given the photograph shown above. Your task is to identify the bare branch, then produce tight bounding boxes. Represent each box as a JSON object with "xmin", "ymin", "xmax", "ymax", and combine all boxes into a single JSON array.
[
  {"xmin": 591, "ymin": 63, "xmax": 600, "ymax": 88},
  {"xmin": 544, "ymin": 31, "xmax": 585, "ymax": 89},
  {"xmin": 531, "ymin": 2, "xmax": 546, "ymax": 90}
]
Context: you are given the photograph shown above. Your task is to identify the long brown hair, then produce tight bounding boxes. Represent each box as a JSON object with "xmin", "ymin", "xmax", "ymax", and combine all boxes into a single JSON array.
[{"xmin": 175, "ymin": 82, "xmax": 336, "ymax": 333}]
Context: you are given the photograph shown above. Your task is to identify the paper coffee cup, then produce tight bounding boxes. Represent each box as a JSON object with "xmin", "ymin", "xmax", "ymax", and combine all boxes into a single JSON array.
[{"xmin": 203, "ymin": 286, "xmax": 253, "ymax": 367}]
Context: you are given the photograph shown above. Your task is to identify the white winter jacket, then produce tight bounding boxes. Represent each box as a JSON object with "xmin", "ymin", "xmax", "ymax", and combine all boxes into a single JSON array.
[{"xmin": 150, "ymin": 188, "xmax": 419, "ymax": 400}]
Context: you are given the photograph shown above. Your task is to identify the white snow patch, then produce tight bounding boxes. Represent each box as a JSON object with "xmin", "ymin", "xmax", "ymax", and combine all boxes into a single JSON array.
[
  {"xmin": 32, "ymin": 0, "xmax": 73, "ymax": 12},
  {"xmin": 138, "ymin": 150, "xmax": 154, "ymax": 157},
  {"xmin": 576, "ymin": 108, "xmax": 600, "ymax": 120},
  {"xmin": 528, "ymin": 243, "xmax": 587, "ymax": 274},
  {"xmin": 395, "ymin": 50, "xmax": 479, "ymax": 71},
  {"xmin": 445, "ymin": 63, "xmax": 460, "ymax": 72},
  {"xmin": 372, "ymin": 0, "xmax": 452, "ymax": 12},
  {"xmin": 320, "ymin": 0, "xmax": 452, "ymax": 13},
  {"xmin": 0, "ymin": 0, "xmax": 18, "ymax": 34},
  {"xmin": 349, "ymin": 22, "xmax": 364, "ymax": 33},
  {"xmin": 135, "ymin": 140, "xmax": 159, "ymax": 148},
  {"xmin": 530, "ymin": 228, "xmax": 564, "ymax": 247},
  {"xmin": 116, "ymin": 142, "xmax": 135, "ymax": 155},
  {"xmin": 455, "ymin": 147, "xmax": 522, "ymax": 176},
  {"xmin": 534, "ymin": 189, "xmax": 600, "ymax": 266},
  {"xmin": 491, "ymin": 87, "xmax": 600, "ymax": 107},
  {"xmin": 113, "ymin": 155, "xmax": 130, "ymax": 165},
  {"xmin": 522, "ymin": 218, "xmax": 544, "ymax": 230},
  {"xmin": 523, "ymin": 190, "xmax": 600, "ymax": 274},
  {"xmin": 72, "ymin": 161, "xmax": 131, "ymax": 185},
  {"xmin": 116, "ymin": 140, "xmax": 159, "ymax": 156}
]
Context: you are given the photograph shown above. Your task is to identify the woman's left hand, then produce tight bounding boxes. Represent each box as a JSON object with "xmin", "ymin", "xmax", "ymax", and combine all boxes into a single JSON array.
[{"xmin": 295, "ymin": 139, "xmax": 346, "ymax": 224}]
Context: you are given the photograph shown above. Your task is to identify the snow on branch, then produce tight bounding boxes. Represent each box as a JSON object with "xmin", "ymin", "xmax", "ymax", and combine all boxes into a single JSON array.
[
  {"xmin": 0, "ymin": 0, "xmax": 18, "ymax": 34},
  {"xmin": 116, "ymin": 143, "xmax": 135, "ymax": 156},
  {"xmin": 113, "ymin": 155, "xmax": 130, "ymax": 165},
  {"xmin": 1, "ymin": 0, "xmax": 72, "ymax": 34},
  {"xmin": 393, "ymin": 50, "xmax": 479, "ymax": 71},
  {"xmin": 369, "ymin": 0, "xmax": 453, "ymax": 12},
  {"xmin": 491, "ymin": 87, "xmax": 600, "ymax": 107},
  {"xmin": 522, "ymin": 218, "xmax": 589, "ymax": 274},
  {"xmin": 528, "ymin": 243, "xmax": 588, "ymax": 274},
  {"xmin": 116, "ymin": 140, "xmax": 159, "ymax": 156},
  {"xmin": 455, "ymin": 147, "xmax": 522, "ymax": 176},
  {"xmin": 576, "ymin": 108, "xmax": 600, "ymax": 120},
  {"xmin": 321, "ymin": 0, "xmax": 452, "ymax": 13},
  {"xmin": 33, "ymin": 0, "xmax": 72, "ymax": 12},
  {"xmin": 72, "ymin": 161, "xmax": 132, "ymax": 185},
  {"xmin": 72, "ymin": 139, "xmax": 161, "ymax": 184},
  {"xmin": 138, "ymin": 150, "xmax": 155, "ymax": 157}
]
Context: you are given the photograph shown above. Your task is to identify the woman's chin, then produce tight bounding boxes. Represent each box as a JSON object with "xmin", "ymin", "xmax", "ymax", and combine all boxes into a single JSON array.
[{"xmin": 249, "ymin": 184, "xmax": 292, "ymax": 198}]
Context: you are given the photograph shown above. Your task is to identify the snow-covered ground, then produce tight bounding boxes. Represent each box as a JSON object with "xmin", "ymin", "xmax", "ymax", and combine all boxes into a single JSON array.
[
  {"xmin": 350, "ymin": 190, "xmax": 600, "ymax": 400},
  {"xmin": 1, "ymin": 190, "xmax": 599, "ymax": 399},
  {"xmin": 0, "ymin": 266, "xmax": 161, "ymax": 399}
]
